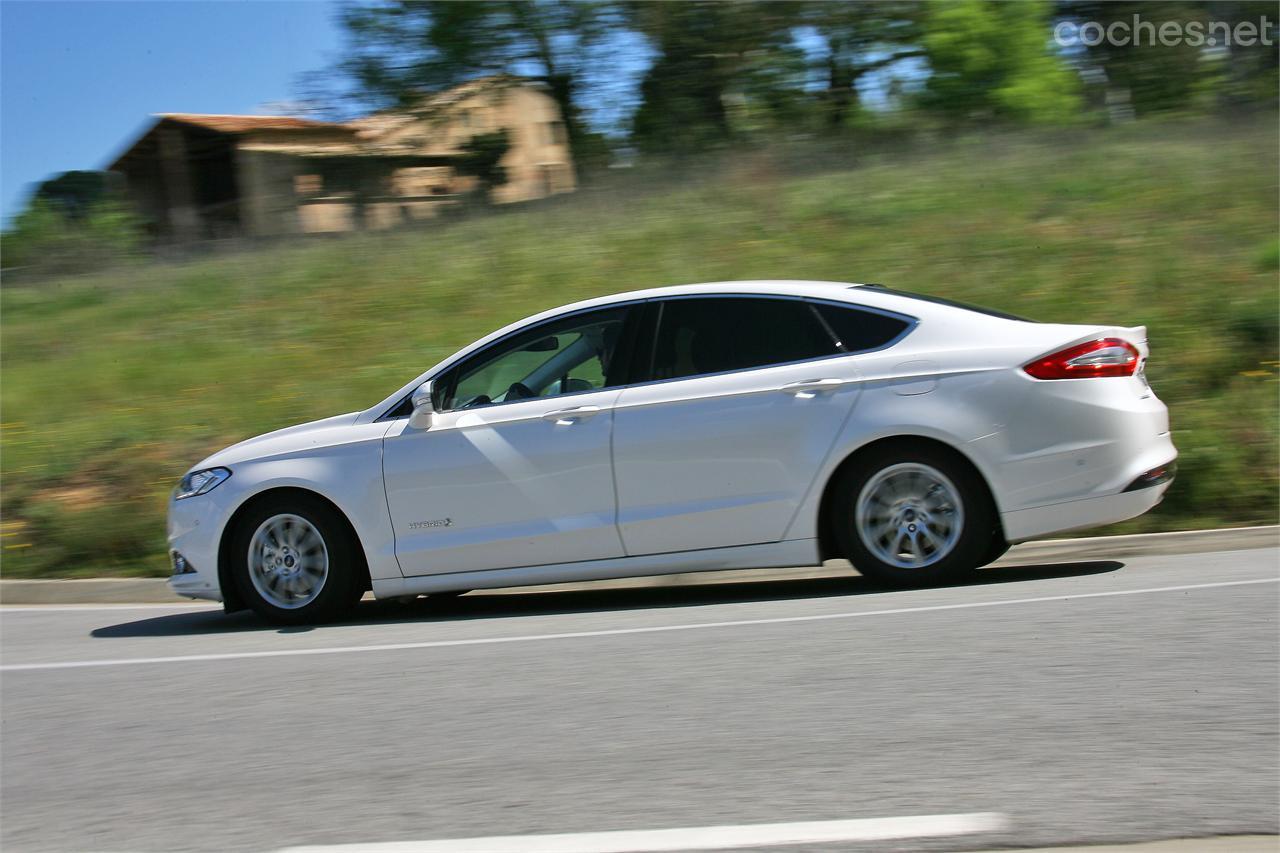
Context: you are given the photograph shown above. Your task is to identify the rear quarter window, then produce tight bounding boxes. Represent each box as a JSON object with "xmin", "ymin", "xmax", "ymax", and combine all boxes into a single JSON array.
[{"xmin": 814, "ymin": 303, "xmax": 912, "ymax": 353}]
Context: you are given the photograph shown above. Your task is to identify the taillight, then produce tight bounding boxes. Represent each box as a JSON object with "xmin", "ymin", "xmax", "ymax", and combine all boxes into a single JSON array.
[{"xmin": 1024, "ymin": 338, "xmax": 1140, "ymax": 380}]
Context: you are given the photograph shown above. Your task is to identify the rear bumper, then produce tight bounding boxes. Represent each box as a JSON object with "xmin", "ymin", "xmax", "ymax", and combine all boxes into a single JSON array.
[
  {"xmin": 1001, "ymin": 459, "xmax": 1175, "ymax": 543},
  {"xmin": 1122, "ymin": 460, "xmax": 1176, "ymax": 492}
]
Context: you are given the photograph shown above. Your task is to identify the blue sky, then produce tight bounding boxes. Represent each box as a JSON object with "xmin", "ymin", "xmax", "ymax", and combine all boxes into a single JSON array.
[{"xmin": 1, "ymin": 1, "xmax": 344, "ymax": 220}]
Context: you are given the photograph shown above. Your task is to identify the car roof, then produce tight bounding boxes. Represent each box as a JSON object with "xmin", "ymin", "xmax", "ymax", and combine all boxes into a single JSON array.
[
  {"xmin": 548, "ymin": 279, "xmax": 969, "ymax": 322},
  {"xmin": 463, "ymin": 280, "xmax": 916, "ymax": 350},
  {"xmin": 550, "ymin": 280, "xmax": 890, "ymax": 314},
  {"xmin": 358, "ymin": 280, "xmax": 979, "ymax": 422},
  {"xmin": 592, "ymin": 279, "xmax": 866, "ymax": 302}
]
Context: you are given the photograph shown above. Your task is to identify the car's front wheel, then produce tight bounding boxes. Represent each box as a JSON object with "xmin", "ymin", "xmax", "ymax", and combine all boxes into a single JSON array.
[
  {"xmin": 831, "ymin": 443, "xmax": 994, "ymax": 586},
  {"xmin": 230, "ymin": 494, "xmax": 363, "ymax": 624}
]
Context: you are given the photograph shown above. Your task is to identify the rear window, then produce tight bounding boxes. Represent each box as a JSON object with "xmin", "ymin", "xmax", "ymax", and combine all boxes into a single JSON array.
[
  {"xmin": 815, "ymin": 303, "xmax": 912, "ymax": 353},
  {"xmin": 855, "ymin": 285, "xmax": 1034, "ymax": 322}
]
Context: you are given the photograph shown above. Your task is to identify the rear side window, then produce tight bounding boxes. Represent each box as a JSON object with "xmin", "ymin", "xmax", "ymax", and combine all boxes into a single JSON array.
[
  {"xmin": 815, "ymin": 303, "xmax": 911, "ymax": 353},
  {"xmin": 649, "ymin": 297, "xmax": 837, "ymax": 381}
]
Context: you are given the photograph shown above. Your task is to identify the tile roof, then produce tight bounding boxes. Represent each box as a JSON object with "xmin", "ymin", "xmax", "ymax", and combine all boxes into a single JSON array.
[{"xmin": 158, "ymin": 114, "xmax": 353, "ymax": 134}]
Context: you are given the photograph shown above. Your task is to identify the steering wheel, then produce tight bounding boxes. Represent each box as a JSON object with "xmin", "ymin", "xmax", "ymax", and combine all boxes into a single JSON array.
[{"xmin": 505, "ymin": 382, "xmax": 535, "ymax": 401}]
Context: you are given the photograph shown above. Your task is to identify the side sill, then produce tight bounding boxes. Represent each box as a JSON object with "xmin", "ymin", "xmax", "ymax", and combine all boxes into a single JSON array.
[{"xmin": 372, "ymin": 539, "xmax": 820, "ymax": 598}]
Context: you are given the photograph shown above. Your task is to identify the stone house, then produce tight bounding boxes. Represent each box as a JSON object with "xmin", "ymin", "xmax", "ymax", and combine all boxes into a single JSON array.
[{"xmin": 107, "ymin": 79, "xmax": 576, "ymax": 241}]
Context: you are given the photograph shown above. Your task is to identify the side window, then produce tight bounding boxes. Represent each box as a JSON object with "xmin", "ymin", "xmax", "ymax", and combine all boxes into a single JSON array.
[
  {"xmin": 815, "ymin": 303, "xmax": 911, "ymax": 353},
  {"xmin": 649, "ymin": 297, "xmax": 837, "ymax": 381},
  {"xmin": 443, "ymin": 307, "xmax": 630, "ymax": 410}
]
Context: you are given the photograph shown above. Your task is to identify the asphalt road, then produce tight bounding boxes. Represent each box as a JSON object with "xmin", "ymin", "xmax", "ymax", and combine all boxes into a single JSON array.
[{"xmin": 2, "ymin": 547, "xmax": 1277, "ymax": 852}]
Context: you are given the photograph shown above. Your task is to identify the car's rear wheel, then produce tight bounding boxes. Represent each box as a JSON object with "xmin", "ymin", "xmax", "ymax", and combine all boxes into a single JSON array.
[
  {"xmin": 831, "ymin": 443, "xmax": 993, "ymax": 586},
  {"xmin": 230, "ymin": 495, "xmax": 363, "ymax": 624}
]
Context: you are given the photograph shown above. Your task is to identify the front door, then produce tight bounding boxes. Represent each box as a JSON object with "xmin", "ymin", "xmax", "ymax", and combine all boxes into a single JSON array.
[{"xmin": 383, "ymin": 305, "xmax": 635, "ymax": 576}]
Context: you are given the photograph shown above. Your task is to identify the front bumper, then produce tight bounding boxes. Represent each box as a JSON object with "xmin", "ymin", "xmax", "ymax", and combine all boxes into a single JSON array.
[
  {"xmin": 168, "ymin": 568, "xmax": 222, "ymax": 601},
  {"xmin": 166, "ymin": 490, "xmax": 230, "ymax": 602}
]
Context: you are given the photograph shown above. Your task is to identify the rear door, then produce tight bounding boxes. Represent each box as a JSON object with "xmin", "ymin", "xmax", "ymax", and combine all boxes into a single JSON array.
[{"xmin": 610, "ymin": 295, "xmax": 864, "ymax": 556}]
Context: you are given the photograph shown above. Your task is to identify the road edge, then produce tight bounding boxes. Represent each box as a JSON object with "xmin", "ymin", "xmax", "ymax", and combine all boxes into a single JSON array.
[{"xmin": 2, "ymin": 524, "xmax": 1275, "ymax": 605}]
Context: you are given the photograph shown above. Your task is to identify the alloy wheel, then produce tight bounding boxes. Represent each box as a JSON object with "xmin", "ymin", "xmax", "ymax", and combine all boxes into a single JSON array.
[
  {"xmin": 247, "ymin": 513, "xmax": 330, "ymax": 609},
  {"xmin": 854, "ymin": 462, "xmax": 965, "ymax": 569}
]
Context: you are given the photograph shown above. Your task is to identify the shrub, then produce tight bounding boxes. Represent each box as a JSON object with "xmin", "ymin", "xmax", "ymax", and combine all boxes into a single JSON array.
[{"xmin": 1, "ymin": 198, "xmax": 143, "ymax": 277}]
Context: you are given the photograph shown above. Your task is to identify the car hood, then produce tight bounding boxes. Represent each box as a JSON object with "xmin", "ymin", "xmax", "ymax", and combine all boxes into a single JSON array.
[{"xmin": 194, "ymin": 412, "xmax": 364, "ymax": 471}]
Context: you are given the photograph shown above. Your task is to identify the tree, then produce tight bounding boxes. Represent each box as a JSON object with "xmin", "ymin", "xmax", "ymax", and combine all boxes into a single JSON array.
[
  {"xmin": 1209, "ymin": 1, "xmax": 1280, "ymax": 111},
  {"xmin": 3, "ymin": 170, "xmax": 141, "ymax": 275},
  {"xmin": 333, "ymin": 1, "xmax": 611, "ymax": 161},
  {"xmin": 2, "ymin": 195, "xmax": 142, "ymax": 276},
  {"xmin": 31, "ymin": 170, "xmax": 114, "ymax": 221},
  {"xmin": 623, "ymin": 1, "xmax": 804, "ymax": 152},
  {"xmin": 799, "ymin": 2, "xmax": 926, "ymax": 129},
  {"xmin": 1057, "ymin": 1, "xmax": 1278, "ymax": 117},
  {"xmin": 1056, "ymin": 2, "xmax": 1217, "ymax": 118},
  {"xmin": 921, "ymin": 0, "xmax": 1081, "ymax": 123}
]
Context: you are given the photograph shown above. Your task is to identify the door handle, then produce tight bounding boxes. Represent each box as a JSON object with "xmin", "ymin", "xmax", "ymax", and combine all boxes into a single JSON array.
[
  {"xmin": 779, "ymin": 378, "xmax": 849, "ymax": 394},
  {"xmin": 542, "ymin": 405, "xmax": 601, "ymax": 423}
]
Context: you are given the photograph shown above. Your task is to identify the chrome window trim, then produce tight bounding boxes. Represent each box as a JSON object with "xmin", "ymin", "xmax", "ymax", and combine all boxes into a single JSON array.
[{"xmin": 375, "ymin": 292, "xmax": 919, "ymax": 420}]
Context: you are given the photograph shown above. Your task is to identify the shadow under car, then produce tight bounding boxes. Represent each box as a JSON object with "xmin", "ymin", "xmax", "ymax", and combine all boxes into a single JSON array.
[{"xmin": 90, "ymin": 559, "xmax": 1123, "ymax": 639}]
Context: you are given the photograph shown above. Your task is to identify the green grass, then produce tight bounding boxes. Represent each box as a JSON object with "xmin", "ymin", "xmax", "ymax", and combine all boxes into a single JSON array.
[{"xmin": 3, "ymin": 119, "xmax": 1277, "ymax": 577}]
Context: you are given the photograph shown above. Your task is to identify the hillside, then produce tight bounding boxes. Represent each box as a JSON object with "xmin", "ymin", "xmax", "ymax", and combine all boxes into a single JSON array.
[{"xmin": 2, "ymin": 120, "xmax": 1276, "ymax": 577}]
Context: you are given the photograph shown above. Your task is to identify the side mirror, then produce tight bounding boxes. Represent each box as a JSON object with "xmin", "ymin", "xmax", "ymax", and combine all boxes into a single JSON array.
[{"xmin": 408, "ymin": 380, "xmax": 436, "ymax": 430}]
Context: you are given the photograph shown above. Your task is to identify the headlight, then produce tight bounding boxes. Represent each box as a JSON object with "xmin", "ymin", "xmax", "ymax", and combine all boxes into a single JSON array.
[{"xmin": 175, "ymin": 467, "xmax": 231, "ymax": 500}]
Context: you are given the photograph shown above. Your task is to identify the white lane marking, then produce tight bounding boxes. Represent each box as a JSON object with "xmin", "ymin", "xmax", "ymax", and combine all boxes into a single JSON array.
[
  {"xmin": 2, "ymin": 576, "xmax": 1273, "ymax": 674},
  {"xmin": 0, "ymin": 603, "xmax": 219, "ymax": 613},
  {"xmin": 276, "ymin": 811, "xmax": 1010, "ymax": 853}
]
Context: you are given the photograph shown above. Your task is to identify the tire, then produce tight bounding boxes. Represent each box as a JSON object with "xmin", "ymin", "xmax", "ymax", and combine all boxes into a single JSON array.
[
  {"xmin": 980, "ymin": 534, "xmax": 1011, "ymax": 568},
  {"xmin": 229, "ymin": 493, "xmax": 364, "ymax": 624},
  {"xmin": 830, "ymin": 442, "xmax": 994, "ymax": 587}
]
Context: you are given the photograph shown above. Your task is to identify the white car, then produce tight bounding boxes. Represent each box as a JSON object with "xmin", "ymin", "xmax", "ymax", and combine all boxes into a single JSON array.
[{"xmin": 168, "ymin": 280, "xmax": 1176, "ymax": 623}]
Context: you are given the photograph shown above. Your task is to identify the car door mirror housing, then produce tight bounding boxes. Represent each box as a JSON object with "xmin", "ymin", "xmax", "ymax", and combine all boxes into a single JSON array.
[{"xmin": 409, "ymin": 380, "xmax": 436, "ymax": 429}]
